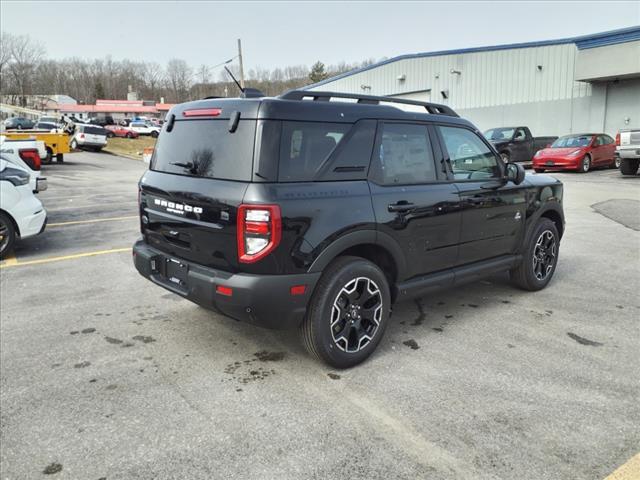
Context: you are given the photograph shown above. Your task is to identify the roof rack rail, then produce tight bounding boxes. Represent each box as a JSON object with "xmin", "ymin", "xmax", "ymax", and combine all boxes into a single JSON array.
[{"xmin": 279, "ymin": 90, "xmax": 459, "ymax": 117}]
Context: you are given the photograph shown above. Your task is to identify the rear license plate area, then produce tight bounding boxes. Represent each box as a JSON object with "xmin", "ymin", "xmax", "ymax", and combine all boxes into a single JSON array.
[
  {"xmin": 163, "ymin": 257, "xmax": 188, "ymax": 288},
  {"xmin": 546, "ymin": 161, "xmax": 554, "ymax": 166}
]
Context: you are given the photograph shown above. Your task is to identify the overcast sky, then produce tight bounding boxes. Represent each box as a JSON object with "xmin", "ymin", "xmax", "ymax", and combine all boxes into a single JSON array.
[{"xmin": 2, "ymin": 1, "xmax": 639, "ymax": 72}]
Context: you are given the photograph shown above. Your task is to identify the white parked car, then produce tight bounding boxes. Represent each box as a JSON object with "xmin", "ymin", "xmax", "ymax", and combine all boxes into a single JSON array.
[
  {"xmin": 129, "ymin": 121, "xmax": 161, "ymax": 138},
  {"xmin": 0, "ymin": 159, "xmax": 47, "ymax": 258},
  {"xmin": 0, "ymin": 137, "xmax": 45, "ymax": 193},
  {"xmin": 71, "ymin": 124, "xmax": 108, "ymax": 151}
]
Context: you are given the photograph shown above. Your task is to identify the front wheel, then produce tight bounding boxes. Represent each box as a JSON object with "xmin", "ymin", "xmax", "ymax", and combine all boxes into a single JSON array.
[
  {"xmin": 107, "ymin": 132, "xmax": 115, "ymax": 138},
  {"xmin": 500, "ymin": 152, "xmax": 510, "ymax": 163},
  {"xmin": 511, "ymin": 218, "xmax": 560, "ymax": 291},
  {"xmin": 151, "ymin": 131, "xmax": 159, "ymax": 138},
  {"xmin": 301, "ymin": 256, "xmax": 391, "ymax": 369},
  {"xmin": 126, "ymin": 132, "xmax": 133, "ymax": 138},
  {"xmin": 70, "ymin": 139, "xmax": 78, "ymax": 150},
  {"xmin": 579, "ymin": 155, "xmax": 591, "ymax": 173},
  {"xmin": 0, "ymin": 212, "xmax": 17, "ymax": 259}
]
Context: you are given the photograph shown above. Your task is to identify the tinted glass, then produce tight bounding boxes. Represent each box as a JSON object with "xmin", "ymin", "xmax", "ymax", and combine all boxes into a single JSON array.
[
  {"xmin": 439, "ymin": 126, "xmax": 501, "ymax": 180},
  {"xmin": 371, "ymin": 123, "xmax": 437, "ymax": 185},
  {"xmin": 151, "ymin": 119, "xmax": 255, "ymax": 181},
  {"xmin": 278, "ymin": 121, "xmax": 349, "ymax": 182},
  {"xmin": 84, "ymin": 126, "xmax": 106, "ymax": 135},
  {"xmin": 484, "ymin": 128, "xmax": 515, "ymax": 141},
  {"xmin": 551, "ymin": 135, "xmax": 593, "ymax": 148}
]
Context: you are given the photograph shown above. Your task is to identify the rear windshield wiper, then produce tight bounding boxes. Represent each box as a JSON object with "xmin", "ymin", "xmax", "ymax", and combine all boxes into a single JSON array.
[{"xmin": 170, "ymin": 161, "xmax": 197, "ymax": 174}]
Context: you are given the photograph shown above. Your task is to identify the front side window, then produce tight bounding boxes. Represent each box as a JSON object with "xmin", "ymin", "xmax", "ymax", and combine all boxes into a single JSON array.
[
  {"xmin": 439, "ymin": 126, "xmax": 502, "ymax": 180},
  {"xmin": 371, "ymin": 123, "xmax": 437, "ymax": 185}
]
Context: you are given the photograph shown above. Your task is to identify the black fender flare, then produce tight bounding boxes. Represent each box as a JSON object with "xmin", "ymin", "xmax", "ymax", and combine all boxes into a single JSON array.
[
  {"xmin": 521, "ymin": 202, "xmax": 564, "ymax": 252},
  {"xmin": 308, "ymin": 229, "xmax": 407, "ymax": 279}
]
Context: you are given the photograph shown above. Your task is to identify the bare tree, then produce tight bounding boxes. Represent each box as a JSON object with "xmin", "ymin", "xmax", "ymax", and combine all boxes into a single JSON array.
[
  {"xmin": 0, "ymin": 32, "xmax": 15, "ymax": 94},
  {"xmin": 165, "ymin": 58, "xmax": 192, "ymax": 103},
  {"xmin": 8, "ymin": 34, "xmax": 45, "ymax": 105},
  {"xmin": 142, "ymin": 62, "xmax": 164, "ymax": 100}
]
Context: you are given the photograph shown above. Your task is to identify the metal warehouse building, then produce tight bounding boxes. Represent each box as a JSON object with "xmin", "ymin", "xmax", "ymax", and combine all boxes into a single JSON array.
[{"xmin": 306, "ymin": 27, "xmax": 640, "ymax": 137}]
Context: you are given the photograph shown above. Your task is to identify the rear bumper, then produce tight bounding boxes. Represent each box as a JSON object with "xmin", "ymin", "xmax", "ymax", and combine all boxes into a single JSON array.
[
  {"xmin": 132, "ymin": 240, "xmax": 321, "ymax": 330},
  {"xmin": 19, "ymin": 209, "xmax": 47, "ymax": 239},
  {"xmin": 617, "ymin": 148, "xmax": 640, "ymax": 159}
]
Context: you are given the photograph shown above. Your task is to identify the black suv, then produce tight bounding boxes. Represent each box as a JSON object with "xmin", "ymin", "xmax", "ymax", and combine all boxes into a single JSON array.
[{"xmin": 133, "ymin": 90, "xmax": 564, "ymax": 368}]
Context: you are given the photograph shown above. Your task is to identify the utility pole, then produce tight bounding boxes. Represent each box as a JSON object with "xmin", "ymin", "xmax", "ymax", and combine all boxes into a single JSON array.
[{"xmin": 237, "ymin": 38, "xmax": 245, "ymax": 89}]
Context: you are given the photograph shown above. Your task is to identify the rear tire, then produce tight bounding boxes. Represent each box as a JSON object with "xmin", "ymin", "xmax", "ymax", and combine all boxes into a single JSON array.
[
  {"xmin": 579, "ymin": 155, "xmax": 591, "ymax": 173},
  {"xmin": 70, "ymin": 139, "xmax": 78, "ymax": 150},
  {"xmin": 126, "ymin": 132, "xmax": 133, "ymax": 138},
  {"xmin": 620, "ymin": 158, "xmax": 639, "ymax": 176},
  {"xmin": 611, "ymin": 156, "xmax": 621, "ymax": 169},
  {"xmin": 56, "ymin": 153, "xmax": 64, "ymax": 163},
  {"xmin": 511, "ymin": 218, "xmax": 560, "ymax": 291},
  {"xmin": 301, "ymin": 256, "xmax": 391, "ymax": 369},
  {"xmin": 151, "ymin": 131, "xmax": 159, "ymax": 138},
  {"xmin": 44, "ymin": 147, "xmax": 53, "ymax": 164},
  {"xmin": 0, "ymin": 212, "xmax": 17, "ymax": 260},
  {"xmin": 107, "ymin": 132, "xmax": 115, "ymax": 138},
  {"xmin": 534, "ymin": 168, "xmax": 545, "ymax": 173}
]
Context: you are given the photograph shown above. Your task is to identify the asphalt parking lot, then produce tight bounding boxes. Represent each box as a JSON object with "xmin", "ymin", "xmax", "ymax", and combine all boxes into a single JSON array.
[{"xmin": 1, "ymin": 152, "xmax": 638, "ymax": 479}]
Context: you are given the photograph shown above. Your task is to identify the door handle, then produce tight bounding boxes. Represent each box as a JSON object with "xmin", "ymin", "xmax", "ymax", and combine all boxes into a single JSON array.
[{"xmin": 388, "ymin": 202, "xmax": 415, "ymax": 213}]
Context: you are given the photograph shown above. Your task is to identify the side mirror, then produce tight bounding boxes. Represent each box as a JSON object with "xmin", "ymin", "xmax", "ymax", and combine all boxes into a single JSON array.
[{"xmin": 506, "ymin": 162, "xmax": 526, "ymax": 185}]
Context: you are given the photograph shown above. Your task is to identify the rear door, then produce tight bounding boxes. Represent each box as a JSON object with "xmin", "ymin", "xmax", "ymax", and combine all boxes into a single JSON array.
[
  {"xmin": 369, "ymin": 122, "xmax": 461, "ymax": 278},
  {"xmin": 437, "ymin": 125, "xmax": 527, "ymax": 265},
  {"xmin": 511, "ymin": 127, "xmax": 530, "ymax": 162},
  {"xmin": 140, "ymin": 109, "xmax": 257, "ymax": 273}
]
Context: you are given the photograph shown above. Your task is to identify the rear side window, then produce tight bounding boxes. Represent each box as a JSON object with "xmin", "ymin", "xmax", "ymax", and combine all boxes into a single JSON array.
[
  {"xmin": 278, "ymin": 121, "xmax": 349, "ymax": 181},
  {"xmin": 370, "ymin": 123, "xmax": 438, "ymax": 185},
  {"xmin": 151, "ymin": 119, "xmax": 255, "ymax": 181}
]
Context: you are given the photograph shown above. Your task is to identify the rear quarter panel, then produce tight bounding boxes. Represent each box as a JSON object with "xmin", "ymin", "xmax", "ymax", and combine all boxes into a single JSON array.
[{"xmin": 243, "ymin": 181, "xmax": 376, "ymax": 275}]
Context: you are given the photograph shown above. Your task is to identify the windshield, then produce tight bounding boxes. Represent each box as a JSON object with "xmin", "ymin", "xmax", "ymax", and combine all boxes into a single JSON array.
[
  {"xmin": 151, "ymin": 119, "xmax": 255, "ymax": 181},
  {"xmin": 483, "ymin": 128, "xmax": 515, "ymax": 141},
  {"xmin": 551, "ymin": 135, "xmax": 593, "ymax": 148}
]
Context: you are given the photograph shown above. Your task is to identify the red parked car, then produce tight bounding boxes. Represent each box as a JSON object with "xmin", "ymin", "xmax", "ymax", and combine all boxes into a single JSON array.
[
  {"xmin": 104, "ymin": 125, "xmax": 139, "ymax": 139},
  {"xmin": 533, "ymin": 133, "xmax": 617, "ymax": 173}
]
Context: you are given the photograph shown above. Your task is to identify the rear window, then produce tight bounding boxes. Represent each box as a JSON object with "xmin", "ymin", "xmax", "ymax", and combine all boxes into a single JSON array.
[
  {"xmin": 84, "ymin": 126, "xmax": 106, "ymax": 135},
  {"xmin": 151, "ymin": 119, "xmax": 255, "ymax": 181}
]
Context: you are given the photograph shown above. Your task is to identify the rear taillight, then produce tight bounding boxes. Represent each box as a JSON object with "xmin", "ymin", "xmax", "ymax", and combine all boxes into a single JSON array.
[
  {"xmin": 80, "ymin": 133, "xmax": 85, "ymax": 139},
  {"xmin": 237, "ymin": 204, "xmax": 281, "ymax": 264},
  {"xmin": 18, "ymin": 148, "xmax": 41, "ymax": 171},
  {"xmin": 615, "ymin": 133, "xmax": 620, "ymax": 146}
]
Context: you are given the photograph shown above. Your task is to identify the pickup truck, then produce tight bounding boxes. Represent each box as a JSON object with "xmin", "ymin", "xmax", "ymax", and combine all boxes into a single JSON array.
[
  {"xmin": 484, "ymin": 126, "xmax": 557, "ymax": 166},
  {"xmin": 616, "ymin": 128, "xmax": 640, "ymax": 176},
  {"xmin": 1, "ymin": 130, "xmax": 70, "ymax": 163}
]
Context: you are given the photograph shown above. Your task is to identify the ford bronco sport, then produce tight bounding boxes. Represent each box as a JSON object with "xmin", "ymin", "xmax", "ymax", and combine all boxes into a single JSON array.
[{"xmin": 133, "ymin": 90, "xmax": 565, "ymax": 368}]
